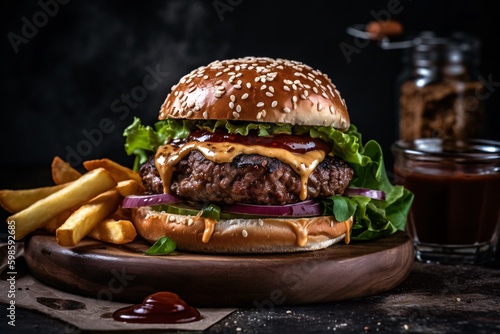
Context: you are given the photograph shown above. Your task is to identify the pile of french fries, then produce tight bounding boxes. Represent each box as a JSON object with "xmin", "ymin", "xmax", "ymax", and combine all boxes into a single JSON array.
[{"xmin": 0, "ymin": 157, "xmax": 145, "ymax": 246}]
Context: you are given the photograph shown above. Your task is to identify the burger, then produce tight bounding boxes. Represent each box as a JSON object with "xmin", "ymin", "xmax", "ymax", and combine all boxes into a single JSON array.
[{"xmin": 123, "ymin": 56, "xmax": 413, "ymax": 253}]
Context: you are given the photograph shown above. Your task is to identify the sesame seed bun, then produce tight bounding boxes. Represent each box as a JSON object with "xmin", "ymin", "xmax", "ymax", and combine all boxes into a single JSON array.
[
  {"xmin": 159, "ymin": 56, "xmax": 350, "ymax": 131},
  {"xmin": 133, "ymin": 206, "xmax": 353, "ymax": 254}
]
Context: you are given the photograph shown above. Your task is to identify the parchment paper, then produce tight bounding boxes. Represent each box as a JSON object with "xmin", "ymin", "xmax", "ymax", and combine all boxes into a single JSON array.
[{"xmin": 0, "ymin": 243, "xmax": 236, "ymax": 331}]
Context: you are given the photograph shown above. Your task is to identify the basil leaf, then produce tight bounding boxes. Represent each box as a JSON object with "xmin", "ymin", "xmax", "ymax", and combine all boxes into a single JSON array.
[
  {"xmin": 200, "ymin": 203, "xmax": 221, "ymax": 221},
  {"xmin": 331, "ymin": 196, "xmax": 357, "ymax": 222},
  {"xmin": 145, "ymin": 236, "xmax": 176, "ymax": 255}
]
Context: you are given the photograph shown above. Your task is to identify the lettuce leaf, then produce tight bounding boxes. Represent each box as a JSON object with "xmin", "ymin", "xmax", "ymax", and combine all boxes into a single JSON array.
[{"xmin": 123, "ymin": 117, "xmax": 413, "ymax": 241}]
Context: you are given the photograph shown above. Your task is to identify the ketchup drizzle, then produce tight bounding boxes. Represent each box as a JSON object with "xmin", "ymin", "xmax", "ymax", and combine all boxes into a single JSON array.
[
  {"xmin": 112, "ymin": 292, "xmax": 202, "ymax": 324},
  {"xmin": 185, "ymin": 130, "xmax": 330, "ymax": 154}
]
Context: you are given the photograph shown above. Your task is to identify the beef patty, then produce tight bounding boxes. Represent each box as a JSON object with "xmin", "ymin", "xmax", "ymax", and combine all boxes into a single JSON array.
[{"xmin": 140, "ymin": 151, "xmax": 354, "ymax": 205}]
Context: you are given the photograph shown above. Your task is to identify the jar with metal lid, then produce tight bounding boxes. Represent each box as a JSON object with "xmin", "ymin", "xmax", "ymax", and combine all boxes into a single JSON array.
[
  {"xmin": 392, "ymin": 138, "xmax": 500, "ymax": 264},
  {"xmin": 398, "ymin": 32, "xmax": 485, "ymax": 140}
]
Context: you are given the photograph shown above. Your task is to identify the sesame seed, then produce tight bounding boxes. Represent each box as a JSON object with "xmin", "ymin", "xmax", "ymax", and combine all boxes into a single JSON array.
[
  {"xmin": 235, "ymin": 73, "xmax": 242, "ymax": 77},
  {"xmin": 203, "ymin": 111, "xmax": 208, "ymax": 119},
  {"xmin": 265, "ymin": 92, "xmax": 273, "ymax": 97},
  {"xmin": 242, "ymin": 230, "xmax": 248, "ymax": 237},
  {"xmin": 329, "ymin": 105, "xmax": 335, "ymax": 114},
  {"xmin": 322, "ymin": 92, "xmax": 328, "ymax": 99},
  {"xmin": 234, "ymin": 84, "xmax": 241, "ymax": 89},
  {"xmin": 294, "ymin": 72, "xmax": 301, "ymax": 76},
  {"xmin": 246, "ymin": 82, "xmax": 252, "ymax": 89},
  {"xmin": 188, "ymin": 86, "xmax": 196, "ymax": 93},
  {"xmin": 232, "ymin": 111, "xmax": 240, "ymax": 118},
  {"xmin": 229, "ymin": 102, "xmax": 234, "ymax": 109},
  {"xmin": 318, "ymin": 103, "xmax": 323, "ymax": 111},
  {"xmin": 256, "ymin": 112, "xmax": 262, "ymax": 120},
  {"xmin": 260, "ymin": 84, "xmax": 267, "ymax": 90},
  {"xmin": 304, "ymin": 90, "xmax": 309, "ymax": 97},
  {"xmin": 283, "ymin": 107, "xmax": 291, "ymax": 113},
  {"xmin": 257, "ymin": 102, "xmax": 265, "ymax": 107},
  {"xmin": 203, "ymin": 75, "xmax": 209, "ymax": 80},
  {"xmin": 268, "ymin": 86, "xmax": 274, "ymax": 93},
  {"xmin": 300, "ymin": 94, "xmax": 307, "ymax": 100},
  {"xmin": 236, "ymin": 105, "xmax": 242, "ymax": 112},
  {"xmin": 215, "ymin": 72, "xmax": 222, "ymax": 77},
  {"xmin": 292, "ymin": 96, "xmax": 298, "ymax": 103},
  {"xmin": 188, "ymin": 101, "xmax": 195, "ymax": 108},
  {"xmin": 284, "ymin": 79, "xmax": 293, "ymax": 85},
  {"xmin": 230, "ymin": 95, "xmax": 236, "ymax": 102},
  {"xmin": 186, "ymin": 110, "xmax": 193, "ymax": 117},
  {"xmin": 215, "ymin": 79, "xmax": 223, "ymax": 85},
  {"xmin": 313, "ymin": 87, "xmax": 318, "ymax": 94},
  {"xmin": 169, "ymin": 216, "xmax": 175, "ymax": 222},
  {"xmin": 271, "ymin": 100, "xmax": 278, "ymax": 107},
  {"xmin": 261, "ymin": 110, "xmax": 267, "ymax": 117},
  {"xmin": 292, "ymin": 84, "xmax": 297, "ymax": 90},
  {"xmin": 241, "ymin": 93, "xmax": 249, "ymax": 99},
  {"xmin": 283, "ymin": 86, "xmax": 290, "ymax": 92},
  {"xmin": 254, "ymin": 77, "xmax": 260, "ymax": 82}
]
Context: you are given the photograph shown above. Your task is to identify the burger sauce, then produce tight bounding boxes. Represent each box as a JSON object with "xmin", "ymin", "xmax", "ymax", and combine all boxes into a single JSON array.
[
  {"xmin": 394, "ymin": 167, "xmax": 500, "ymax": 245},
  {"xmin": 112, "ymin": 292, "xmax": 201, "ymax": 324}
]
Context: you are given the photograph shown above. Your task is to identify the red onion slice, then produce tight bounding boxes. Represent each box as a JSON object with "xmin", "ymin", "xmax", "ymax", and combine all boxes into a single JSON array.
[
  {"xmin": 221, "ymin": 200, "xmax": 322, "ymax": 217},
  {"xmin": 344, "ymin": 187, "xmax": 386, "ymax": 200},
  {"xmin": 122, "ymin": 194, "xmax": 182, "ymax": 208}
]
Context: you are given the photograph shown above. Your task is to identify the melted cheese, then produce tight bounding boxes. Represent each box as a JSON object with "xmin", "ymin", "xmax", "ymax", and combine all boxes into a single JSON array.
[
  {"xmin": 344, "ymin": 220, "xmax": 351, "ymax": 244},
  {"xmin": 155, "ymin": 141, "xmax": 325, "ymax": 201}
]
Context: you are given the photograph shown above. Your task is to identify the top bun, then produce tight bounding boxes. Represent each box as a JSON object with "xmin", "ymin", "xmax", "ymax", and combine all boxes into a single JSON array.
[{"xmin": 159, "ymin": 57, "xmax": 350, "ymax": 131}]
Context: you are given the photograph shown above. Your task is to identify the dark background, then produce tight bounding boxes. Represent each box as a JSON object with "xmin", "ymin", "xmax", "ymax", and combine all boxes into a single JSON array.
[{"xmin": 1, "ymin": 0, "xmax": 499, "ymax": 183}]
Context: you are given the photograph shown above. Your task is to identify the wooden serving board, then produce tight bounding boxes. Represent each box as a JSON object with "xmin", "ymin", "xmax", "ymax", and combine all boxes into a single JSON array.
[{"xmin": 24, "ymin": 232, "xmax": 414, "ymax": 307}]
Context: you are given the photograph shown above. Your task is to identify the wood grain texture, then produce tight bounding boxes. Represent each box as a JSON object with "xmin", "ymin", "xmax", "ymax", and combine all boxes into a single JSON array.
[{"xmin": 24, "ymin": 231, "xmax": 414, "ymax": 307}]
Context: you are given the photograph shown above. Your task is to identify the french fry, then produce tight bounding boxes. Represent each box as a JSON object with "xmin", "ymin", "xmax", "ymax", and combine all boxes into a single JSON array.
[
  {"xmin": 83, "ymin": 158, "xmax": 141, "ymax": 183},
  {"xmin": 8, "ymin": 168, "xmax": 117, "ymax": 240},
  {"xmin": 110, "ymin": 206, "xmax": 131, "ymax": 220},
  {"xmin": 0, "ymin": 183, "xmax": 69, "ymax": 213},
  {"xmin": 115, "ymin": 179, "xmax": 145, "ymax": 197},
  {"xmin": 88, "ymin": 218, "xmax": 137, "ymax": 244},
  {"xmin": 56, "ymin": 189, "xmax": 120, "ymax": 246},
  {"xmin": 43, "ymin": 208, "xmax": 75, "ymax": 233},
  {"xmin": 51, "ymin": 156, "xmax": 82, "ymax": 184}
]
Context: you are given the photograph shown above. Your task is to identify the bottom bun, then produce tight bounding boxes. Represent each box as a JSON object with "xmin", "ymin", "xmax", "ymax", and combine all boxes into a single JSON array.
[{"xmin": 132, "ymin": 206, "xmax": 353, "ymax": 254}]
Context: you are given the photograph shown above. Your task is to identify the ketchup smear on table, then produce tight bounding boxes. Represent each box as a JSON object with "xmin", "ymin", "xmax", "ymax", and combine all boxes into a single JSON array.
[
  {"xmin": 112, "ymin": 292, "xmax": 202, "ymax": 324},
  {"xmin": 184, "ymin": 129, "xmax": 330, "ymax": 154}
]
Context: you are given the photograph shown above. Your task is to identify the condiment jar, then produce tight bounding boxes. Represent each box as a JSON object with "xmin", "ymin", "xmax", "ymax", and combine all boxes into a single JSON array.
[
  {"xmin": 392, "ymin": 138, "xmax": 500, "ymax": 264},
  {"xmin": 397, "ymin": 32, "xmax": 485, "ymax": 140}
]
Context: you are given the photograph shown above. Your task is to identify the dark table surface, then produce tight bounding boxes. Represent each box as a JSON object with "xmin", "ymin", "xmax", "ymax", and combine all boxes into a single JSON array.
[
  {"xmin": 1, "ymin": 259, "xmax": 500, "ymax": 333},
  {"xmin": 1, "ymin": 166, "xmax": 500, "ymax": 333}
]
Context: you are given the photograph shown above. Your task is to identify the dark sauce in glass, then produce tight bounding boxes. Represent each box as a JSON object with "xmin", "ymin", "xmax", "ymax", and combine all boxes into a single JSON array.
[
  {"xmin": 112, "ymin": 292, "xmax": 201, "ymax": 324},
  {"xmin": 394, "ymin": 167, "xmax": 500, "ymax": 245}
]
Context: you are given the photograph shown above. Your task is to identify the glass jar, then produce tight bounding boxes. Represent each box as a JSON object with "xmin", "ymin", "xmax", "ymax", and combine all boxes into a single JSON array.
[
  {"xmin": 397, "ymin": 32, "xmax": 485, "ymax": 140},
  {"xmin": 392, "ymin": 138, "xmax": 500, "ymax": 264}
]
